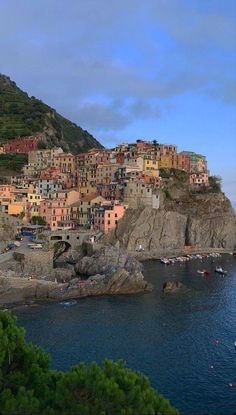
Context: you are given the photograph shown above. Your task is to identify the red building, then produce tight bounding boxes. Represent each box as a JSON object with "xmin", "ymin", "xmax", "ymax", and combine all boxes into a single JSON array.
[
  {"xmin": 3, "ymin": 136, "xmax": 40, "ymax": 154},
  {"xmin": 177, "ymin": 153, "xmax": 190, "ymax": 173}
]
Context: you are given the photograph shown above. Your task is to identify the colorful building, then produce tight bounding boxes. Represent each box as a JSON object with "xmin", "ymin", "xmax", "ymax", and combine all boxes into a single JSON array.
[
  {"xmin": 94, "ymin": 201, "xmax": 128, "ymax": 233},
  {"xmin": 40, "ymin": 199, "xmax": 72, "ymax": 230},
  {"xmin": 189, "ymin": 173, "xmax": 209, "ymax": 187},
  {"xmin": 76, "ymin": 194, "xmax": 105, "ymax": 226}
]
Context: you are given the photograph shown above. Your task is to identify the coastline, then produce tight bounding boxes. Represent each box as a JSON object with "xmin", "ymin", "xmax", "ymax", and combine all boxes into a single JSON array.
[
  {"xmin": 132, "ymin": 247, "xmax": 235, "ymax": 261},
  {"xmin": 1, "ymin": 248, "xmax": 233, "ymax": 309}
]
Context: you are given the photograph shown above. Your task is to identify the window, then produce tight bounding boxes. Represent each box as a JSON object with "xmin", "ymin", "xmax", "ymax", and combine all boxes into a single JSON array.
[
  {"xmin": 115, "ymin": 220, "xmax": 118, "ymax": 225},
  {"xmin": 108, "ymin": 220, "xmax": 110, "ymax": 225},
  {"xmin": 115, "ymin": 213, "xmax": 117, "ymax": 218}
]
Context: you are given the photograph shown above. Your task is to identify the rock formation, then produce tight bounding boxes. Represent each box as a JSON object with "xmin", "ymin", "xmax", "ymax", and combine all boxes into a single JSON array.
[
  {"xmin": 163, "ymin": 281, "xmax": 187, "ymax": 295},
  {"xmin": 0, "ymin": 245, "xmax": 150, "ymax": 306},
  {"xmin": 75, "ymin": 244, "xmax": 143, "ymax": 276},
  {"xmin": 106, "ymin": 192, "xmax": 236, "ymax": 255}
]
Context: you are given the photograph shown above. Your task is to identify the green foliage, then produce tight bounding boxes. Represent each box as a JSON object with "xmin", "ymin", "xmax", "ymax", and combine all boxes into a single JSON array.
[
  {"xmin": 208, "ymin": 176, "xmax": 222, "ymax": 193},
  {"xmin": 30, "ymin": 216, "xmax": 47, "ymax": 226},
  {"xmin": 0, "ymin": 311, "xmax": 179, "ymax": 415},
  {"xmin": 0, "ymin": 75, "xmax": 102, "ymax": 153},
  {"xmin": 164, "ymin": 189, "xmax": 172, "ymax": 200},
  {"xmin": 159, "ymin": 168, "xmax": 187, "ymax": 183},
  {"xmin": 0, "ymin": 154, "xmax": 27, "ymax": 172},
  {"xmin": 37, "ymin": 141, "xmax": 47, "ymax": 150}
]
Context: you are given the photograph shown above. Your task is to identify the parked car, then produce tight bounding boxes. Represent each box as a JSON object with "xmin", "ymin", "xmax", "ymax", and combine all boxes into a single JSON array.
[{"xmin": 29, "ymin": 243, "xmax": 43, "ymax": 249}]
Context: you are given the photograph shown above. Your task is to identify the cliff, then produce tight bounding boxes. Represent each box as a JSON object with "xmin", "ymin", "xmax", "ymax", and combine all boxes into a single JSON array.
[
  {"xmin": 106, "ymin": 191, "xmax": 236, "ymax": 255},
  {"xmin": 0, "ymin": 74, "xmax": 102, "ymax": 153}
]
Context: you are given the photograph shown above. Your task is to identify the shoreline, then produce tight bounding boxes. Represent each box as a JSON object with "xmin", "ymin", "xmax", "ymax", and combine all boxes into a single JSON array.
[
  {"xmin": 132, "ymin": 248, "xmax": 235, "ymax": 261},
  {"xmin": 0, "ymin": 248, "xmax": 234, "ymax": 310}
]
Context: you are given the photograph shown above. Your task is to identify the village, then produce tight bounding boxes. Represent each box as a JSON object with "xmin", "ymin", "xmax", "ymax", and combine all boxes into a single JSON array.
[{"xmin": 0, "ymin": 136, "xmax": 209, "ymax": 233}]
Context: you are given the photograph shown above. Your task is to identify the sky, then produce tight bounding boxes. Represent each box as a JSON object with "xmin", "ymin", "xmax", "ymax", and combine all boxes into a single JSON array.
[{"xmin": 0, "ymin": 0, "xmax": 236, "ymax": 202}]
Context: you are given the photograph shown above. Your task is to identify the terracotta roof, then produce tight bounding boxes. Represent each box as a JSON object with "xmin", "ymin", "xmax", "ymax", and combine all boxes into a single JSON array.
[{"xmin": 80, "ymin": 194, "xmax": 99, "ymax": 202}]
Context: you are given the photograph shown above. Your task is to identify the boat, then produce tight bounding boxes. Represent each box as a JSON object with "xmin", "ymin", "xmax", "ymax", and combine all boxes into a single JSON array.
[
  {"xmin": 160, "ymin": 257, "xmax": 170, "ymax": 265},
  {"xmin": 197, "ymin": 270, "xmax": 205, "ymax": 275},
  {"xmin": 215, "ymin": 266, "xmax": 227, "ymax": 275},
  {"xmin": 234, "ymin": 341, "xmax": 236, "ymax": 348}
]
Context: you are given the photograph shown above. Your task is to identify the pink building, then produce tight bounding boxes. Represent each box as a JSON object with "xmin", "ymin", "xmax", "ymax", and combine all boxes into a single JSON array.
[
  {"xmin": 40, "ymin": 199, "xmax": 72, "ymax": 230},
  {"xmin": 189, "ymin": 173, "xmax": 209, "ymax": 187},
  {"xmin": 94, "ymin": 202, "xmax": 128, "ymax": 233}
]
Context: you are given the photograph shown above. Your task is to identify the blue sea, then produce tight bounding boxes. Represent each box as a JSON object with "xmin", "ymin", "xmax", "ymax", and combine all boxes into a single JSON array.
[{"xmin": 15, "ymin": 254, "xmax": 236, "ymax": 415}]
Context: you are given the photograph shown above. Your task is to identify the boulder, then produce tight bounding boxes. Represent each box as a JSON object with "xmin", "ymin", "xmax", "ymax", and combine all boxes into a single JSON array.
[{"xmin": 163, "ymin": 281, "xmax": 185, "ymax": 294}]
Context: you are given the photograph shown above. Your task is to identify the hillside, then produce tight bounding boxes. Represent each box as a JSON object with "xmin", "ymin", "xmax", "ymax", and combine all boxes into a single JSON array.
[{"xmin": 0, "ymin": 74, "xmax": 102, "ymax": 153}]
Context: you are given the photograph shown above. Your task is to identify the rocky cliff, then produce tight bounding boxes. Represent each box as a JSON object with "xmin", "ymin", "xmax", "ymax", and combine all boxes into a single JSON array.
[{"xmin": 106, "ymin": 192, "xmax": 236, "ymax": 255}]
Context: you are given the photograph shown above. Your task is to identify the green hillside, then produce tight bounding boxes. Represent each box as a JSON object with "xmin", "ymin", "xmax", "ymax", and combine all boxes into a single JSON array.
[{"xmin": 0, "ymin": 74, "xmax": 102, "ymax": 153}]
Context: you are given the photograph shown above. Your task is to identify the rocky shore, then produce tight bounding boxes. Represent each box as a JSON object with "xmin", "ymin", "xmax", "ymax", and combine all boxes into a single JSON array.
[{"xmin": 0, "ymin": 245, "xmax": 151, "ymax": 307}]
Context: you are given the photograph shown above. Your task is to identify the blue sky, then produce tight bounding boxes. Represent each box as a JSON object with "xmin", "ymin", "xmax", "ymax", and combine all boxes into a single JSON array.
[{"xmin": 0, "ymin": 0, "xmax": 235, "ymax": 202}]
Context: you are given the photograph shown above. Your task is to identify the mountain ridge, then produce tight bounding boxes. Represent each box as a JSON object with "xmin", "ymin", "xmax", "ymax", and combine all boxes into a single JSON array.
[{"xmin": 0, "ymin": 74, "xmax": 102, "ymax": 153}]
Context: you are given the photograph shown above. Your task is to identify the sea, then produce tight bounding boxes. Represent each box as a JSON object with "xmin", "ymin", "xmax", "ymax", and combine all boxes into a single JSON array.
[{"xmin": 15, "ymin": 254, "xmax": 236, "ymax": 415}]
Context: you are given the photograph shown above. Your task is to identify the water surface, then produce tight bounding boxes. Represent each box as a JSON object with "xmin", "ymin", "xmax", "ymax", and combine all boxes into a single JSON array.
[{"xmin": 15, "ymin": 255, "xmax": 236, "ymax": 415}]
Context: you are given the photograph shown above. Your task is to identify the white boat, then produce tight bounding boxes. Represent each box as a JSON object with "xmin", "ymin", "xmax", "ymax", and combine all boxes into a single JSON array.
[
  {"xmin": 215, "ymin": 266, "xmax": 227, "ymax": 275},
  {"xmin": 197, "ymin": 270, "xmax": 205, "ymax": 275},
  {"xmin": 160, "ymin": 257, "xmax": 170, "ymax": 265},
  {"xmin": 234, "ymin": 341, "xmax": 236, "ymax": 348}
]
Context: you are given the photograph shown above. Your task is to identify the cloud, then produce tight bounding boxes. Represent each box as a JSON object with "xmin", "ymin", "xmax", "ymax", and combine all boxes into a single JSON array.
[
  {"xmin": 0, "ymin": 0, "xmax": 235, "ymax": 135},
  {"xmin": 77, "ymin": 102, "xmax": 128, "ymax": 132},
  {"xmin": 76, "ymin": 99, "xmax": 161, "ymax": 133},
  {"xmin": 208, "ymin": 80, "xmax": 236, "ymax": 105}
]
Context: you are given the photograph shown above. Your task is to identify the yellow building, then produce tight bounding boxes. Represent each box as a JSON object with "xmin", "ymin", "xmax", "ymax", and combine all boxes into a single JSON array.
[
  {"xmin": 52, "ymin": 153, "xmax": 76, "ymax": 173},
  {"xmin": 8, "ymin": 200, "xmax": 26, "ymax": 216},
  {"xmin": 27, "ymin": 193, "xmax": 43, "ymax": 205},
  {"xmin": 143, "ymin": 158, "xmax": 159, "ymax": 173},
  {"xmin": 159, "ymin": 155, "xmax": 177, "ymax": 169},
  {"xmin": 79, "ymin": 182, "xmax": 97, "ymax": 195}
]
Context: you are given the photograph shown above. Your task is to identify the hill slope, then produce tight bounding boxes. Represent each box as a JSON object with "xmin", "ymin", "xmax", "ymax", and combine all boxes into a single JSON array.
[{"xmin": 0, "ymin": 74, "xmax": 102, "ymax": 153}]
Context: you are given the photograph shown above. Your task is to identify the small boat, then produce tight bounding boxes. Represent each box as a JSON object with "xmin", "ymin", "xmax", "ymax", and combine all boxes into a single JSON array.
[
  {"xmin": 215, "ymin": 266, "xmax": 227, "ymax": 275},
  {"xmin": 160, "ymin": 258, "xmax": 170, "ymax": 265},
  {"xmin": 197, "ymin": 270, "xmax": 205, "ymax": 275},
  {"xmin": 234, "ymin": 341, "xmax": 236, "ymax": 348}
]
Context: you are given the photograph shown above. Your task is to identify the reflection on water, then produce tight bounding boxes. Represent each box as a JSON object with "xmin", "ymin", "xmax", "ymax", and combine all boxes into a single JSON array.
[{"xmin": 15, "ymin": 255, "xmax": 236, "ymax": 415}]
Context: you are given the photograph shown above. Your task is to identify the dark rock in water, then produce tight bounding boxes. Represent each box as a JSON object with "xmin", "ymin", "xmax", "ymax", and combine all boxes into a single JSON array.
[{"xmin": 163, "ymin": 281, "xmax": 186, "ymax": 294}]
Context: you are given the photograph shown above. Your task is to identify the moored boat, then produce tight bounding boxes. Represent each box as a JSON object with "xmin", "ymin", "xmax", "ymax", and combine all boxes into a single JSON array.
[
  {"xmin": 160, "ymin": 258, "xmax": 170, "ymax": 265},
  {"xmin": 215, "ymin": 266, "xmax": 227, "ymax": 275}
]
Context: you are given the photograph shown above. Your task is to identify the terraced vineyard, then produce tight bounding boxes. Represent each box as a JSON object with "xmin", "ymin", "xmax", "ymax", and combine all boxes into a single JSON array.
[{"xmin": 0, "ymin": 74, "xmax": 102, "ymax": 152}]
